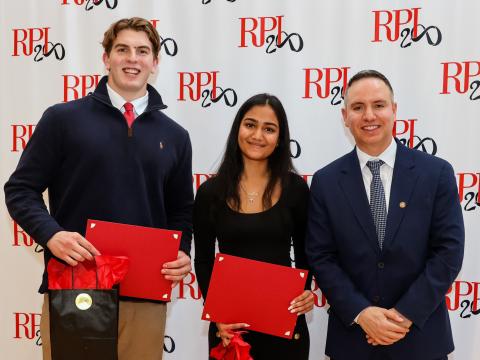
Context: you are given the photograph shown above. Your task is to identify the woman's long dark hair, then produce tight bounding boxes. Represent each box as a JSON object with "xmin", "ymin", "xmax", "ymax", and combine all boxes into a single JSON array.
[{"xmin": 215, "ymin": 93, "xmax": 294, "ymax": 211}]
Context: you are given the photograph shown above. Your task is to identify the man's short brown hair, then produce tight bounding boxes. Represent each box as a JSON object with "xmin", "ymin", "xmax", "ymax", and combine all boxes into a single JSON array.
[{"xmin": 102, "ymin": 17, "xmax": 160, "ymax": 59}]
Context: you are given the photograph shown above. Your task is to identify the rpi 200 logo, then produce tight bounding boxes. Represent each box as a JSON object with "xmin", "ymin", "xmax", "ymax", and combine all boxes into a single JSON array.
[
  {"xmin": 60, "ymin": 0, "xmax": 118, "ymax": 11},
  {"xmin": 178, "ymin": 71, "xmax": 237, "ymax": 108},
  {"xmin": 12, "ymin": 27, "xmax": 65, "ymax": 62},
  {"xmin": 302, "ymin": 67, "xmax": 349, "ymax": 106},
  {"xmin": 393, "ymin": 118, "xmax": 437, "ymax": 155},
  {"xmin": 372, "ymin": 7, "xmax": 442, "ymax": 48},
  {"xmin": 457, "ymin": 172, "xmax": 480, "ymax": 212},
  {"xmin": 14, "ymin": 312, "xmax": 42, "ymax": 346},
  {"xmin": 440, "ymin": 60, "xmax": 480, "ymax": 101},
  {"xmin": 239, "ymin": 15, "xmax": 303, "ymax": 54}
]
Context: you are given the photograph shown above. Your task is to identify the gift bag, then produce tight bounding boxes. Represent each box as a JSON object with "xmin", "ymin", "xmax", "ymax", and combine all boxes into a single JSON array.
[{"xmin": 48, "ymin": 257, "xmax": 128, "ymax": 360}]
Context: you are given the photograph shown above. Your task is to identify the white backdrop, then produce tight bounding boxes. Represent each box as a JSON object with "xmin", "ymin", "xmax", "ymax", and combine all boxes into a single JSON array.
[{"xmin": 1, "ymin": 1, "xmax": 479, "ymax": 359}]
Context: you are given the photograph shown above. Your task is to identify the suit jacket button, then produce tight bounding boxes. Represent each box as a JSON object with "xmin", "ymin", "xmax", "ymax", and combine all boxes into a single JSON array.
[
  {"xmin": 373, "ymin": 295, "xmax": 380, "ymax": 303},
  {"xmin": 377, "ymin": 262, "xmax": 385, "ymax": 269},
  {"xmin": 294, "ymin": 333, "xmax": 301, "ymax": 340}
]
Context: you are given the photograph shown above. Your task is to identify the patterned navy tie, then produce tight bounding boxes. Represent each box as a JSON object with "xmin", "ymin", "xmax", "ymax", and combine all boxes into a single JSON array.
[{"xmin": 366, "ymin": 160, "xmax": 387, "ymax": 249}]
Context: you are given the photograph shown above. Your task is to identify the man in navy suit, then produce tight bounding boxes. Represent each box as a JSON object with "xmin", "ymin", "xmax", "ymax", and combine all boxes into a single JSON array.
[{"xmin": 306, "ymin": 70, "xmax": 464, "ymax": 360}]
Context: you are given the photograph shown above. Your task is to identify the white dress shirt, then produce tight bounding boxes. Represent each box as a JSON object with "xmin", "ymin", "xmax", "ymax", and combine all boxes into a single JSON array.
[
  {"xmin": 356, "ymin": 139, "xmax": 397, "ymax": 213},
  {"xmin": 106, "ymin": 83, "xmax": 149, "ymax": 117}
]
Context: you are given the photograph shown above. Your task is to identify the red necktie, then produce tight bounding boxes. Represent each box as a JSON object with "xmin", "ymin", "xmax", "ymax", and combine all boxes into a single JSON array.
[{"xmin": 123, "ymin": 102, "xmax": 135, "ymax": 128}]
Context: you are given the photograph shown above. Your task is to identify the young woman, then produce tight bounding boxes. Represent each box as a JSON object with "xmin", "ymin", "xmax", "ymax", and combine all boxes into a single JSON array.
[{"xmin": 194, "ymin": 93, "xmax": 314, "ymax": 359}]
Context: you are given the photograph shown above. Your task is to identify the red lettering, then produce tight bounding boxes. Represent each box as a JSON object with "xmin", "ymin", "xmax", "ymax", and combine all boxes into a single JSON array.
[
  {"xmin": 372, "ymin": 8, "xmax": 420, "ymax": 42},
  {"xmin": 239, "ymin": 16, "xmax": 283, "ymax": 47},
  {"xmin": 63, "ymin": 74, "xmax": 100, "ymax": 102},
  {"xmin": 178, "ymin": 72, "xmax": 195, "ymax": 101},
  {"xmin": 457, "ymin": 173, "xmax": 480, "ymax": 201},
  {"xmin": 61, "ymin": 0, "xmax": 86, "ymax": 5},
  {"xmin": 178, "ymin": 72, "xmax": 219, "ymax": 101},
  {"xmin": 259, "ymin": 16, "xmax": 283, "ymax": 45},
  {"xmin": 14, "ymin": 313, "xmax": 40, "ymax": 340},
  {"xmin": 372, "ymin": 10, "xmax": 394, "ymax": 42},
  {"xmin": 193, "ymin": 173, "xmax": 215, "ymax": 191},
  {"xmin": 239, "ymin": 17, "xmax": 259, "ymax": 47},
  {"xmin": 303, "ymin": 68, "xmax": 323, "ymax": 99},
  {"xmin": 440, "ymin": 61, "xmax": 480, "ymax": 94},
  {"xmin": 12, "ymin": 27, "xmax": 50, "ymax": 57},
  {"xmin": 303, "ymin": 67, "xmax": 349, "ymax": 99},
  {"xmin": 177, "ymin": 272, "xmax": 202, "ymax": 300},
  {"xmin": 12, "ymin": 221, "xmax": 34, "ymax": 247},
  {"xmin": 393, "ymin": 119, "xmax": 416, "ymax": 148},
  {"xmin": 11, "ymin": 124, "xmax": 36, "ymax": 152}
]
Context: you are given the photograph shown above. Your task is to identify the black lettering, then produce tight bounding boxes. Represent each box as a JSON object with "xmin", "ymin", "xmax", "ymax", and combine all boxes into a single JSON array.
[
  {"xmin": 469, "ymin": 80, "xmax": 480, "ymax": 101},
  {"xmin": 463, "ymin": 192, "xmax": 479, "ymax": 212},
  {"xmin": 163, "ymin": 335, "xmax": 176, "ymax": 353},
  {"xmin": 160, "ymin": 36, "xmax": 178, "ymax": 56},
  {"xmin": 460, "ymin": 299, "xmax": 471, "ymax": 318},
  {"xmin": 289, "ymin": 139, "xmax": 301, "ymax": 159},
  {"xmin": 330, "ymin": 86, "xmax": 344, "ymax": 106}
]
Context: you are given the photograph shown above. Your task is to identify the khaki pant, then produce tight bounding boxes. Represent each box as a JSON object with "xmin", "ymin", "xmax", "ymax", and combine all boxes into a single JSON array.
[{"xmin": 41, "ymin": 294, "xmax": 167, "ymax": 360}]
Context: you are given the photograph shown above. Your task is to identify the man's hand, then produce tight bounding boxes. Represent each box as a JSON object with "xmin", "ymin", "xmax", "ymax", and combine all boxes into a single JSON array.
[
  {"xmin": 367, "ymin": 308, "xmax": 413, "ymax": 345},
  {"xmin": 357, "ymin": 306, "xmax": 409, "ymax": 346},
  {"xmin": 389, "ymin": 308, "xmax": 412, "ymax": 328},
  {"xmin": 46, "ymin": 231, "xmax": 101, "ymax": 266},
  {"xmin": 162, "ymin": 250, "xmax": 192, "ymax": 288},
  {"xmin": 215, "ymin": 322, "xmax": 250, "ymax": 347}
]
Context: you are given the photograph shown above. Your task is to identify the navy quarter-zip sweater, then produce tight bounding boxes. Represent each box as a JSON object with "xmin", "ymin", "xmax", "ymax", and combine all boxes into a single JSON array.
[{"xmin": 5, "ymin": 76, "xmax": 193, "ymax": 294}]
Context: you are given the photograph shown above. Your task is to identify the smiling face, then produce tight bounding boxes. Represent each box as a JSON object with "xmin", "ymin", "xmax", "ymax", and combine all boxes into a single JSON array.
[
  {"xmin": 342, "ymin": 77, "xmax": 397, "ymax": 156},
  {"xmin": 237, "ymin": 105, "xmax": 280, "ymax": 162},
  {"xmin": 102, "ymin": 29, "xmax": 158, "ymax": 101}
]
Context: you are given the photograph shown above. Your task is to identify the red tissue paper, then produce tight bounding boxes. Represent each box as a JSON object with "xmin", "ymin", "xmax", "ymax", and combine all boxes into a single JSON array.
[
  {"xmin": 210, "ymin": 332, "xmax": 253, "ymax": 360},
  {"xmin": 47, "ymin": 255, "xmax": 129, "ymax": 289}
]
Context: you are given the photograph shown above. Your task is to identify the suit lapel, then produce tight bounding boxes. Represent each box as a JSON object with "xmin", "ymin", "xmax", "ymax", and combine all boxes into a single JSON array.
[
  {"xmin": 383, "ymin": 141, "xmax": 419, "ymax": 251},
  {"xmin": 338, "ymin": 149, "xmax": 381, "ymax": 255}
]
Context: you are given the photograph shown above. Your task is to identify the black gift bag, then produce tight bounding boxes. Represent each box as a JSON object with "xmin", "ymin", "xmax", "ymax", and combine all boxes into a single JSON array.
[{"xmin": 49, "ymin": 265, "xmax": 119, "ymax": 360}]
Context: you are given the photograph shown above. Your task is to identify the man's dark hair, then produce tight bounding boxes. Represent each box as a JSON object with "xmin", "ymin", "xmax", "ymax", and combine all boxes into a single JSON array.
[{"xmin": 344, "ymin": 69, "xmax": 394, "ymax": 104}]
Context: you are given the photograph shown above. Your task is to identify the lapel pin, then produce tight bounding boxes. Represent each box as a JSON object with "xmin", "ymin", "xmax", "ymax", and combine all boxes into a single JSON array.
[{"xmin": 399, "ymin": 201, "xmax": 407, "ymax": 208}]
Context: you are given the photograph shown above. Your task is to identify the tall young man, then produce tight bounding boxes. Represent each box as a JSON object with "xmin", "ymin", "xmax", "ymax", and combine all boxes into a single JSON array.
[{"xmin": 5, "ymin": 18, "xmax": 193, "ymax": 360}]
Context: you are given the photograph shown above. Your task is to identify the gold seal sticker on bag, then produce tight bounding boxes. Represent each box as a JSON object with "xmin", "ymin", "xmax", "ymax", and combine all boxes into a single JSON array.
[{"xmin": 75, "ymin": 293, "xmax": 93, "ymax": 310}]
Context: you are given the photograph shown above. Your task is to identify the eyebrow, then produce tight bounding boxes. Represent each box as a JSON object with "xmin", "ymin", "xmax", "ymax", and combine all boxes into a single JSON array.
[
  {"xmin": 350, "ymin": 99, "xmax": 388, "ymax": 106},
  {"xmin": 243, "ymin": 117, "xmax": 278, "ymax": 127},
  {"xmin": 113, "ymin": 43, "xmax": 151, "ymax": 51}
]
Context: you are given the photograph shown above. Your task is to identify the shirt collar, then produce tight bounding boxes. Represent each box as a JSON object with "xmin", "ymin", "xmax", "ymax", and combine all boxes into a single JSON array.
[
  {"xmin": 106, "ymin": 83, "xmax": 149, "ymax": 116},
  {"xmin": 356, "ymin": 138, "xmax": 397, "ymax": 170}
]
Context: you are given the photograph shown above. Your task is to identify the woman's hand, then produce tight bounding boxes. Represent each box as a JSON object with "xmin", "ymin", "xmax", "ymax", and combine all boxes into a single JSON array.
[
  {"xmin": 288, "ymin": 290, "xmax": 314, "ymax": 316},
  {"xmin": 215, "ymin": 322, "xmax": 250, "ymax": 347}
]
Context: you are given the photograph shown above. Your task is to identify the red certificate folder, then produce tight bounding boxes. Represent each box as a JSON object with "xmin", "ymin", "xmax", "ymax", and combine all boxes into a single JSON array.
[
  {"xmin": 85, "ymin": 219, "xmax": 181, "ymax": 301},
  {"xmin": 201, "ymin": 253, "xmax": 308, "ymax": 339}
]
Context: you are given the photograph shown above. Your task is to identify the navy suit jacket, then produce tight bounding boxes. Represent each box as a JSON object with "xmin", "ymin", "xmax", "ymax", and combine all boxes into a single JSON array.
[{"xmin": 306, "ymin": 140, "xmax": 464, "ymax": 360}]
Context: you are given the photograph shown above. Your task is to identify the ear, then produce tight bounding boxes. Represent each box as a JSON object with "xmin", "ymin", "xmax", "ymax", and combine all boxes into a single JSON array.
[
  {"xmin": 341, "ymin": 107, "xmax": 349, "ymax": 128},
  {"xmin": 102, "ymin": 52, "xmax": 110, "ymax": 71},
  {"xmin": 151, "ymin": 56, "xmax": 159, "ymax": 74}
]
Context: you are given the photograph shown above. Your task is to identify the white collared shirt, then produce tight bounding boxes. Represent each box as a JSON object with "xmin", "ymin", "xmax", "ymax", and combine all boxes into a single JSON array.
[
  {"xmin": 356, "ymin": 139, "xmax": 397, "ymax": 213},
  {"xmin": 106, "ymin": 83, "xmax": 149, "ymax": 117}
]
